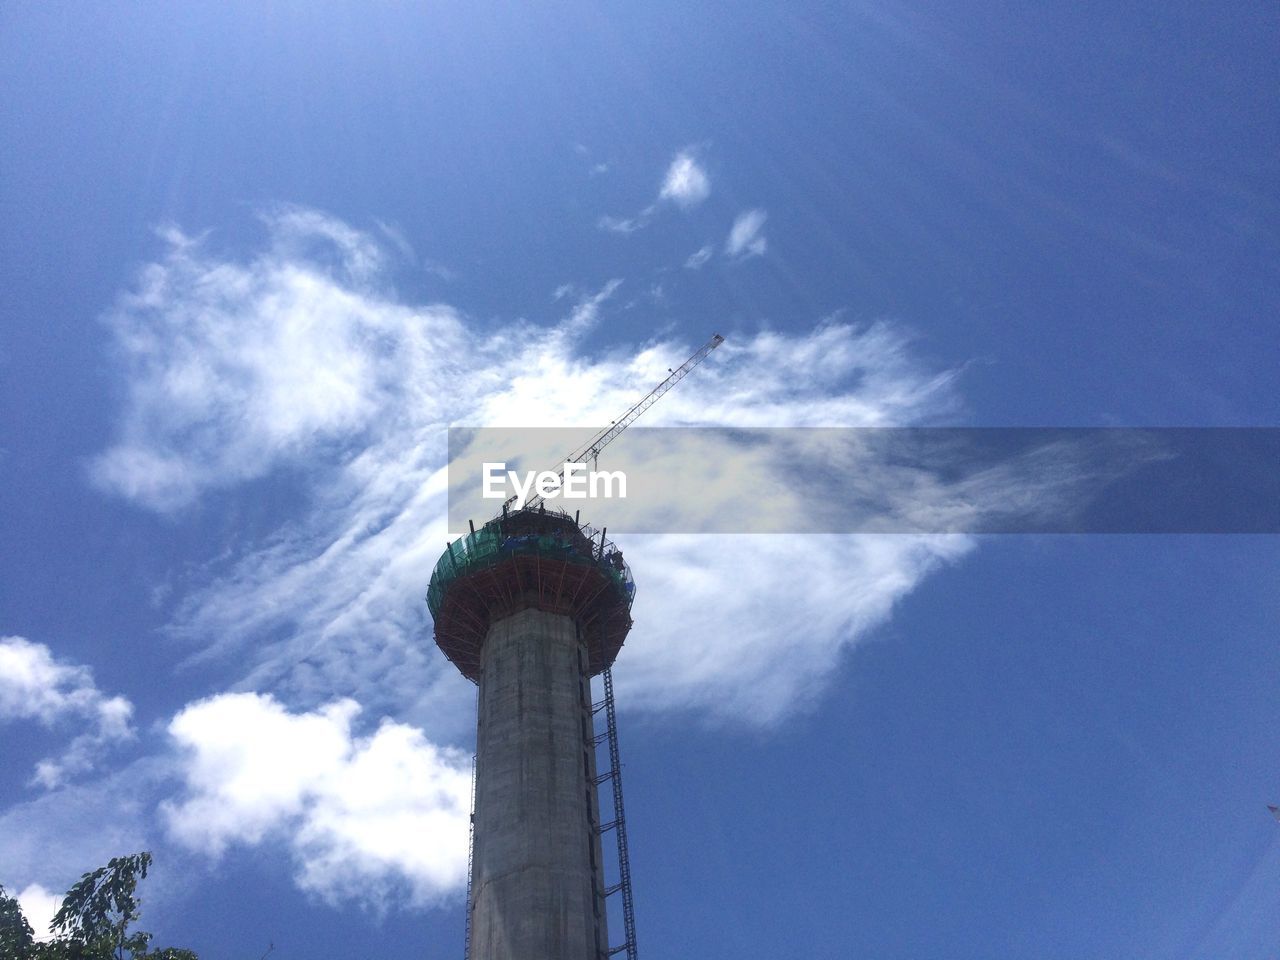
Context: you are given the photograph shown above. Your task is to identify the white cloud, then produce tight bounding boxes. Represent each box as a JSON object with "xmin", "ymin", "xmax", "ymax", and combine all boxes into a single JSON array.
[
  {"xmin": 92, "ymin": 209, "xmax": 973, "ymax": 732},
  {"xmin": 0, "ymin": 636, "xmax": 99, "ymax": 723},
  {"xmin": 162, "ymin": 693, "xmax": 471, "ymax": 908},
  {"xmin": 658, "ymin": 151, "xmax": 711, "ymax": 209},
  {"xmin": 31, "ymin": 207, "xmax": 1010, "ymax": 913},
  {"xmin": 563, "ymin": 278, "xmax": 622, "ymax": 334},
  {"xmin": 91, "ymin": 208, "xmax": 471, "ymax": 512},
  {"xmin": 684, "ymin": 244, "xmax": 714, "ymax": 269},
  {"xmin": 599, "ymin": 149, "xmax": 710, "ymax": 235},
  {"xmin": 726, "ymin": 208, "xmax": 768, "ymax": 258},
  {"xmin": 0, "ymin": 636, "xmax": 136, "ymax": 788},
  {"xmin": 16, "ymin": 884, "xmax": 61, "ymax": 942},
  {"xmin": 597, "ymin": 211, "xmax": 653, "ymax": 235},
  {"xmin": 619, "ymin": 533, "xmax": 970, "ymax": 721}
]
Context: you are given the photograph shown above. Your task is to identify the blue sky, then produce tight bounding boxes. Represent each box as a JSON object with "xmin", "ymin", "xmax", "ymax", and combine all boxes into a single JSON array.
[{"xmin": 1, "ymin": 2, "xmax": 1278, "ymax": 958}]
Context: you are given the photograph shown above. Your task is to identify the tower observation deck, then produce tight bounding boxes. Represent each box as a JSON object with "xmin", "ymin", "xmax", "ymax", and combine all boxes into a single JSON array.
[{"xmin": 427, "ymin": 506, "xmax": 637, "ymax": 960}]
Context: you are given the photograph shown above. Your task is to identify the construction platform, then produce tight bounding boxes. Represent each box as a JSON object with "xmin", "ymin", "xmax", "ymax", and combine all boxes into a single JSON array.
[{"xmin": 427, "ymin": 507, "xmax": 636, "ymax": 682}]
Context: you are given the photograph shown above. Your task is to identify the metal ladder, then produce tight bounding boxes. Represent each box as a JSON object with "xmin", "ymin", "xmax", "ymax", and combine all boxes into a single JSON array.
[
  {"xmin": 593, "ymin": 667, "xmax": 638, "ymax": 959},
  {"xmin": 463, "ymin": 752, "xmax": 476, "ymax": 960},
  {"xmin": 463, "ymin": 670, "xmax": 638, "ymax": 960}
]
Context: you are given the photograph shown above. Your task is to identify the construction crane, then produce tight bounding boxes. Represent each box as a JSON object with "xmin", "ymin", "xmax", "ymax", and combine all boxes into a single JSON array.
[{"xmin": 502, "ymin": 332, "xmax": 724, "ymax": 514}]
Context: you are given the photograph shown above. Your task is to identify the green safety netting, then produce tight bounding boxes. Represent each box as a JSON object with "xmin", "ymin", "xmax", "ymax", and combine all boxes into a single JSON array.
[{"xmin": 426, "ymin": 518, "xmax": 636, "ymax": 620}]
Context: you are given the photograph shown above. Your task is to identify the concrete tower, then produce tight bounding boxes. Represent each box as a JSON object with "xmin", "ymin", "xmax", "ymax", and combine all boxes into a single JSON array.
[{"xmin": 428, "ymin": 506, "xmax": 635, "ymax": 960}]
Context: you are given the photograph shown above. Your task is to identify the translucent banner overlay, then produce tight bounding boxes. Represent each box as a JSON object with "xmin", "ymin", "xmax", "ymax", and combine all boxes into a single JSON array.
[{"xmin": 447, "ymin": 427, "xmax": 1280, "ymax": 534}]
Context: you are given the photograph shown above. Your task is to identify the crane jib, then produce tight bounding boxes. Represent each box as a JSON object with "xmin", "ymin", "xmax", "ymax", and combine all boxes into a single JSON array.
[{"xmin": 499, "ymin": 333, "xmax": 724, "ymax": 513}]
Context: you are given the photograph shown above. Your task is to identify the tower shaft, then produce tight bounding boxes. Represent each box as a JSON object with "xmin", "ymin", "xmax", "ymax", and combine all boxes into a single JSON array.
[
  {"xmin": 428, "ymin": 508, "xmax": 636, "ymax": 958},
  {"xmin": 470, "ymin": 607, "xmax": 608, "ymax": 959}
]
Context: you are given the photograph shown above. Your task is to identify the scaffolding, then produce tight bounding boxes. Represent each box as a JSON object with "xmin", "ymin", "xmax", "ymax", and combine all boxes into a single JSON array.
[
  {"xmin": 427, "ymin": 506, "xmax": 636, "ymax": 681},
  {"xmin": 428, "ymin": 508, "xmax": 635, "ymax": 619}
]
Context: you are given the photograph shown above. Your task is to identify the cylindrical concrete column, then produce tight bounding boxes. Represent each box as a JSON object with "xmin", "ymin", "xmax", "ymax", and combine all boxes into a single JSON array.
[{"xmin": 470, "ymin": 607, "xmax": 608, "ymax": 960}]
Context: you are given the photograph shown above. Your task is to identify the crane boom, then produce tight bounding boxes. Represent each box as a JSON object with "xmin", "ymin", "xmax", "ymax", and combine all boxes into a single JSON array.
[{"xmin": 503, "ymin": 332, "xmax": 724, "ymax": 513}]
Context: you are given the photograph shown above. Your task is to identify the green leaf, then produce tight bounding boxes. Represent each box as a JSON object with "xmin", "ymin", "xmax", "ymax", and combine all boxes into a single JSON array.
[{"xmin": 12, "ymin": 855, "xmax": 195, "ymax": 960}]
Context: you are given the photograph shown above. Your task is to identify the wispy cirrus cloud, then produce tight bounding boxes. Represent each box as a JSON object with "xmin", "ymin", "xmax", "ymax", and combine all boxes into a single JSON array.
[
  {"xmin": 684, "ymin": 244, "xmax": 714, "ymax": 269},
  {"xmin": 598, "ymin": 213, "xmax": 650, "ymax": 235},
  {"xmin": 92, "ymin": 209, "xmax": 968, "ymax": 732},
  {"xmin": 89, "ymin": 211, "xmax": 471, "ymax": 512},
  {"xmin": 0, "ymin": 636, "xmax": 136, "ymax": 788},
  {"xmin": 0, "ymin": 758, "xmax": 154, "ymax": 903},
  {"xmin": 572, "ymin": 142, "xmax": 612, "ymax": 178}
]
